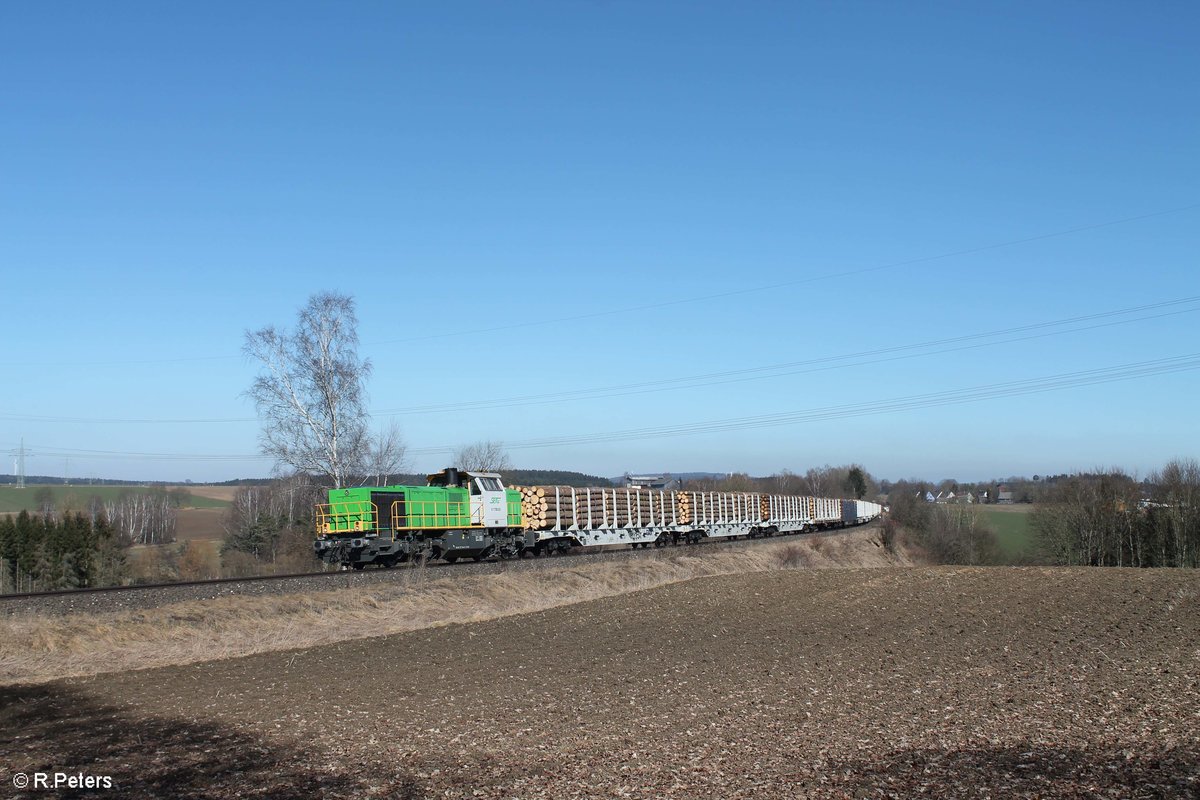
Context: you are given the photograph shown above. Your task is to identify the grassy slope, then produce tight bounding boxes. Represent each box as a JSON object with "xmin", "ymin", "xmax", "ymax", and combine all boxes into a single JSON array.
[
  {"xmin": 0, "ymin": 528, "xmax": 906, "ymax": 684},
  {"xmin": 979, "ymin": 505, "xmax": 1036, "ymax": 560}
]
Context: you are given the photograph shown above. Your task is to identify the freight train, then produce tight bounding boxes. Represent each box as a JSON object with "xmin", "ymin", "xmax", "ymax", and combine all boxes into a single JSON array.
[{"xmin": 313, "ymin": 468, "xmax": 883, "ymax": 569}]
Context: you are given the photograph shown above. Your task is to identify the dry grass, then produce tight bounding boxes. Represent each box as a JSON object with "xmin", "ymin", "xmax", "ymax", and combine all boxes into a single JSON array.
[
  {"xmin": 168, "ymin": 485, "xmax": 240, "ymax": 503},
  {"xmin": 174, "ymin": 508, "xmax": 227, "ymax": 540},
  {"xmin": 0, "ymin": 529, "xmax": 912, "ymax": 686}
]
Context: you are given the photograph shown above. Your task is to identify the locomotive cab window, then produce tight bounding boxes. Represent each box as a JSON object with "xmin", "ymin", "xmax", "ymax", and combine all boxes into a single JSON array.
[{"xmin": 479, "ymin": 477, "xmax": 503, "ymax": 492}]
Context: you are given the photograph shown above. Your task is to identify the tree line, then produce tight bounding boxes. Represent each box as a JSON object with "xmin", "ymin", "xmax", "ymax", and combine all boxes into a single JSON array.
[
  {"xmin": 884, "ymin": 489, "xmax": 1000, "ymax": 565},
  {"xmin": 219, "ymin": 475, "xmax": 326, "ymax": 576},
  {"xmin": 1031, "ymin": 459, "xmax": 1200, "ymax": 568},
  {"xmin": 682, "ymin": 464, "xmax": 875, "ymax": 500},
  {"xmin": 0, "ymin": 487, "xmax": 193, "ymax": 591},
  {"xmin": 0, "ymin": 511, "xmax": 127, "ymax": 592}
]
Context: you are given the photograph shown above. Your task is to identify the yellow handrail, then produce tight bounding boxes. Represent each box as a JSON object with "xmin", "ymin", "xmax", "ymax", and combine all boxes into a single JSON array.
[
  {"xmin": 316, "ymin": 501, "xmax": 378, "ymax": 536},
  {"xmin": 390, "ymin": 498, "xmax": 483, "ymax": 530}
]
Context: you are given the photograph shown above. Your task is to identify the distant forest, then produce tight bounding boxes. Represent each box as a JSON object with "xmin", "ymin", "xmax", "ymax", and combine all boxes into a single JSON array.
[
  {"xmin": 0, "ymin": 471, "xmax": 615, "ymax": 489},
  {"xmin": 0, "ymin": 474, "xmax": 276, "ymax": 487},
  {"xmin": 0, "ymin": 474, "xmax": 157, "ymax": 487}
]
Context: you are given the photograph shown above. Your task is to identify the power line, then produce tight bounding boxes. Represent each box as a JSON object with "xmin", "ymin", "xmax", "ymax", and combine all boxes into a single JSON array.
[
  {"xmin": 15, "ymin": 445, "xmax": 272, "ymax": 463},
  {"xmin": 405, "ymin": 352, "xmax": 1200, "ymax": 454},
  {"xmin": 368, "ymin": 202, "xmax": 1200, "ymax": 347},
  {"xmin": 15, "ymin": 352, "xmax": 1197, "ymax": 462},
  {"xmin": 371, "ymin": 301, "xmax": 1200, "ymax": 416},
  {"xmin": 2, "ymin": 202, "xmax": 1196, "ymax": 368},
  {"xmin": 3, "ymin": 294, "xmax": 1197, "ymax": 424}
]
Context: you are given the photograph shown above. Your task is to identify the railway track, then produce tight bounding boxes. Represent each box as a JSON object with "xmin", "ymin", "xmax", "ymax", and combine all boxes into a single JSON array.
[
  {"xmin": 0, "ymin": 569, "xmax": 336, "ymax": 601},
  {"xmin": 1, "ymin": 521, "xmax": 880, "ymax": 616}
]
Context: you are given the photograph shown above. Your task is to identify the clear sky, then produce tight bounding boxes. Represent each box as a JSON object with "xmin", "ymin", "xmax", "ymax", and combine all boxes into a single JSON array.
[{"xmin": 2, "ymin": 1, "xmax": 1197, "ymax": 484}]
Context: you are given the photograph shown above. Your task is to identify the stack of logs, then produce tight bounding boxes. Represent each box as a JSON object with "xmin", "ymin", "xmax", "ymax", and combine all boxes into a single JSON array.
[
  {"xmin": 676, "ymin": 491, "xmax": 693, "ymax": 524},
  {"xmin": 675, "ymin": 491, "xmax": 765, "ymax": 524},
  {"xmin": 512, "ymin": 486, "xmax": 789, "ymax": 530},
  {"xmin": 511, "ymin": 485, "xmax": 570, "ymax": 530},
  {"xmin": 513, "ymin": 486, "xmax": 691, "ymax": 530}
]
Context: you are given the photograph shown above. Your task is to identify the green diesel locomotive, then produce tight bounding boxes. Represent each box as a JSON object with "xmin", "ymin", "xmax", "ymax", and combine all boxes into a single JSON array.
[{"xmin": 313, "ymin": 468, "xmax": 529, "ymax": 568}]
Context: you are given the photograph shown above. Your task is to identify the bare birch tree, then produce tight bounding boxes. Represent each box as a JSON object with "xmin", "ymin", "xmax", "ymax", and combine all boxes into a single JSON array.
[
  {"xmin": 774, "ymin": 468, "xmax": 800, "ymax": 494},
  {"xmin": 103, "ymin": 490, "xmax": 176, "ymax": 545},
  {"xmin": 244, "ymin": 292, "xmax": 373, "ymax": 488},
  {"xmin": 362, "ymin": 421, "xmax": 408, "ymax": 485},
  {"xmin": 453, "ymin": 440, "xmax": 512, "ymax": 472},
  {"xmin": 802, "ymin": 466, "xmax": 831, "ymax": 497}
]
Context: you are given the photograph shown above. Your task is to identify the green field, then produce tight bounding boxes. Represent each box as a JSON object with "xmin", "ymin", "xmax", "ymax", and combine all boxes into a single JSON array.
[
  {"xmin": 0, "ymin": 485, "xmax": 230, "ymax": 514},
  {"xmin": 979, "ymin": 506, "xmax": 1037, "ymax": 561}
]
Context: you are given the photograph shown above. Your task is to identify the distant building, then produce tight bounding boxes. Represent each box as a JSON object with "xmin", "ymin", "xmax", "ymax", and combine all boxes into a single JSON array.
[
  {"xmin": 621, "ymin": 473, "xmax": 681, "ymax": 490},
  {"xmin": 997, "ymin": 485, "xmax": 1014, "ymax": 504}
]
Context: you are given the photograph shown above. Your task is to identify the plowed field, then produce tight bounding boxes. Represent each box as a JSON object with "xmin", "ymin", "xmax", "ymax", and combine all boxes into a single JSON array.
[{"xmin": 3, "ymin": 566, "xmax": 1197, "ymax": 798}]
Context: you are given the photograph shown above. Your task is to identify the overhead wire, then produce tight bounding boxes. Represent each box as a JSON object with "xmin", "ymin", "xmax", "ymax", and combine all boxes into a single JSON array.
[
  {"xmin": 2, "ymin": 295, "xmax": 1197, "ymax": 424},
  {"xmin": 4, "ymin": 203, "xmax": 1196, "ymax": 466},
  {"xmin": 407, "ymin": 352, "xmax": 1200, "ymax": 454},
  {"xmin": 14, "ymin": 352, "xmax": 1199, "ymax": 462},
  {"xmin": 372, "ymin": 302, "xmax": 1200, "ymax": 415},
  {"xmin": 367, "ymin": 203, "xmax": 1200, "ymax": 346},
  {"xmin": 1, "ymin": 201, "xmax": 1196, "ymax": 368}
]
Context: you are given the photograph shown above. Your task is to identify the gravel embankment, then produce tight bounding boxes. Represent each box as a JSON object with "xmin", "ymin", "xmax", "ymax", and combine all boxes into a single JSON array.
[{"xmin": 2, "ymin": 564, "xmax": 1196, "ymax": 798}]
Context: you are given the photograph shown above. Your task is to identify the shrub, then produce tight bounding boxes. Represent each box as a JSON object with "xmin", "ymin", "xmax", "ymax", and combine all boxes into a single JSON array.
[
  {"xmin": 879, "ymin": 516, "xmax": 899, "ymax": 554},
  {"xmin": 885, "ymin": 494, "xmax": 998, "ymax": 565},
  {"xmin": 775, "ymin": 544, "xmax": 811, "ymax": 568}
]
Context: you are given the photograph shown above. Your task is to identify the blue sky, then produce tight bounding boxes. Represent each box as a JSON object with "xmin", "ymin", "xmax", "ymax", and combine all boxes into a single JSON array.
[{"xmin": 2, "ymin": 1, "xmax": 1197, "ymax": 483}]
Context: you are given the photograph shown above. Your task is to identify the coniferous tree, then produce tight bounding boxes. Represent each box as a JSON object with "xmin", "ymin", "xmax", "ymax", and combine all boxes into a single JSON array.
[{"xmin": 0, "ymin": 515, "xmax": 16, "ymax": 592}]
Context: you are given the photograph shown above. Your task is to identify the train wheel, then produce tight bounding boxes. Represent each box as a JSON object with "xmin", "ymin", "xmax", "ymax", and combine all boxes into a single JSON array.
[{"xmin": 351, "ymin": 562, "xmax": 365, "ymax": 571}]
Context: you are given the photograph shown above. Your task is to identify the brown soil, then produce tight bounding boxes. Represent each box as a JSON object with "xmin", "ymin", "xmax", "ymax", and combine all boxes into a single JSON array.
[
  {"xmin": 174, "ymin": 508, "xmax": 226, "ymax": 540},
  {"xmin": 169, "ymin": 485, "xmax": 240, "ymax": 503},
  {"xmin": 2, "ymin": 567, "xmax": 1197, "ymax": 799}
]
